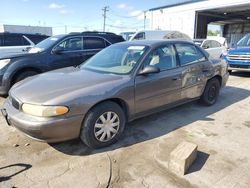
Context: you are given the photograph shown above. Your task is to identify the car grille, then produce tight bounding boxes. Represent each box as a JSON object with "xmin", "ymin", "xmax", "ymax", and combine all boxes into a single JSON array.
[
  {"xmin": 9, "ymin": 96, "xmax": 21, "ymax": 110},
  {"xmin": 228, "ymin": 54, "xmax": 250, "ymax": 61}
]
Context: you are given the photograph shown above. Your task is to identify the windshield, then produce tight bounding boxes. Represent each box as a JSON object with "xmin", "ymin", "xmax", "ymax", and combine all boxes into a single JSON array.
[
  {"xmin": 237, "ymin": 34, "xmax": 250, "ymax": 47},
  {"xmin": 28, "ymin": 36, "xmax": 63, "ymax": 53},
  {"xmin": 80, "ymin": 44, "xmax": 147, "ymax": 74}
]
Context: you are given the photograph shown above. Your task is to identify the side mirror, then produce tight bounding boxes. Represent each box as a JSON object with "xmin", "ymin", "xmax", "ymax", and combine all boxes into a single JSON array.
[
  {"xmin": 138, "ymin": 66, "xmax": 160, "ymax": 75},
  {"xmin": 203, "ymin": 45, "xmax": 209, "ymax": 49},
  {"xmin": 52, "ymin": 47, "xmax": 64, "ymax": 54}
]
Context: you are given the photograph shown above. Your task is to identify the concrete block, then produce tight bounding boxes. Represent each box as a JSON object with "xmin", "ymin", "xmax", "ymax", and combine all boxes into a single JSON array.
[{"xmin": 168, "ymin": 141, "xmax": 198, "ymax": 175}]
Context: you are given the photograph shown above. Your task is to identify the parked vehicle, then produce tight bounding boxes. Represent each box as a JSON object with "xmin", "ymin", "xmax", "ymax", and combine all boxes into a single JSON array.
[
  {"xmin": 193, "ymin": 39, "xmax": 227, "ymax": 59},
  {"xmin": 0, "ymin": 33, "xmax": 49, "ymax": 58},
  {"xmin": 224, "ymin": 33, "xmax": 250, "ymax": 73},
  {"xmin": 0, "ymin": 31, "xmax": 124, "ymax": 95},
  {"xmin": 129, "ymin": 30, "xmax": 191, "ymax": 41},
  {"xmin": 207, "ymin": 36, "xmax": 229, "ymax": 49},
  {"xmin": 120, "ymin": 32, "xmax": 135, "ymax": 41},
  {"xmin": 2, "ymin": 40, "xmax": 229, "ymax": 148}
]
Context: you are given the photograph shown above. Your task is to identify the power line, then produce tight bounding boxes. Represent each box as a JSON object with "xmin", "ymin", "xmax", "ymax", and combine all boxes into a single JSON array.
[
  {"xmin": 109, "ymin": 8, "xmax": 143, "ymax": 19},
  {"xmin": 106, "ymin": 24, "xmax": 144, "ymax": 30}
]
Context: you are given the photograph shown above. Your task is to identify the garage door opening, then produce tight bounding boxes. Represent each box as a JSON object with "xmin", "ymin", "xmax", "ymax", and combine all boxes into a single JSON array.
[{"xmin": 194, "ymin": 4, "xmax": 250, "ymax": 46}]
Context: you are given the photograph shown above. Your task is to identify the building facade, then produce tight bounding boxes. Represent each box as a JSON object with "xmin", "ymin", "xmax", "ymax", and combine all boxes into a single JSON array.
[{"xmin": 148, "ymin": 0, "xmax": 250, "ymax": 45}]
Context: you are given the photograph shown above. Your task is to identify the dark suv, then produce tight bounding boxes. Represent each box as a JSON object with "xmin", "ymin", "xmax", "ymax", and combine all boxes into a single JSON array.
[{"xmin": 0, "ymin": 31, "xmax": 124, "ymax": 95}]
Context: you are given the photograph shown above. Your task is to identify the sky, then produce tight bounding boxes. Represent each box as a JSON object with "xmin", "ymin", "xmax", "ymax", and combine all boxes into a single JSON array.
[{"xmin": 0, "ymin": 0, "xmax": 174, "ymax": 35}]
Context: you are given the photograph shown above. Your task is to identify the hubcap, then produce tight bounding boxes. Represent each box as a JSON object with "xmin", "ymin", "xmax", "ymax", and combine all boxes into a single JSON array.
[
  {"xmin": 94, "ymin": 111, "xmax": 120, "ymax": 142},
  {"xmin": 208, "ymin": 85, "xmax": 216, "ymax": 102}
]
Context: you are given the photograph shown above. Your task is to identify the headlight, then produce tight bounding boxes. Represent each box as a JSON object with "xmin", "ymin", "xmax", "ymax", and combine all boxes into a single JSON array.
[
  {"xmin": 22, "ymin": 103, "xmax": 69, "ymax": 117},
  {"xmin": 222, "ymin": 50, "xmax": 228, "ymax": 57},
  {"xmin": 0, "ymin": 59, "xmax": 10, "ymax": 69}
]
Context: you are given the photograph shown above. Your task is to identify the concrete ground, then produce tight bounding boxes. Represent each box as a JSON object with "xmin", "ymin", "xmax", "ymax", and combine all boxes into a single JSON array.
[{"xmin": 0, "ymin": 72, "xmax": 250, "ymax": 188}]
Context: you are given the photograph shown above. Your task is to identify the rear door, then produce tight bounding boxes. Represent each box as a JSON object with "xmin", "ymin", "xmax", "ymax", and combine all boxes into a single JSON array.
[
  {"xmin": 81, "ymin": 37, "xmax": 109, "ymax": 63},
  {"xmin": 175, "ymin": 43, "xmax": 212, "ymax": 100},
  {"xmin": 135, "ymin": 44, "xmax": 183, "ymax": 114}
]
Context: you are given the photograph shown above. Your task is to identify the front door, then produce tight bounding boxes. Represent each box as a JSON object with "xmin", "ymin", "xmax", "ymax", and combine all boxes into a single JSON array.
[
  {"xmin": 50, "ymin": 36, "xmax": 84, "ymax": 70},
  {"xmin": 135, "ymin": 44, "xmax": 183, "ymax": 114}
]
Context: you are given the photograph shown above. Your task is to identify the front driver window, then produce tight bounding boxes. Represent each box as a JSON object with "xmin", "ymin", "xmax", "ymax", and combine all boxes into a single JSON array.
[
  {"xmin": 133, "ymin": 32, "xmax": 145, "ymax": 40},
  {"xmin": 144, "ymin": 45, "xmax": 177, "ymax": 71},
  {"xmin": 56, "ymin": 37, "xmax": 83, "ymax": 51}
]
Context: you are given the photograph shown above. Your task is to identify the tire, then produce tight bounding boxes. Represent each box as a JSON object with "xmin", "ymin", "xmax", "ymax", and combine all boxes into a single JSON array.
[
  {"xmin": 200, "ymin": 78, "xmax": 220, "ymax": 106},
  {"xmin": 80, "ymin": 101, "xmax": 126, "ymax": 148},
  {"xmin": 13, "ymin": 71, "xmax": 38, "ymax": 84},
  {"xmin": 228, "ymin": 70, "xmax": 232, "ymax": 75}
]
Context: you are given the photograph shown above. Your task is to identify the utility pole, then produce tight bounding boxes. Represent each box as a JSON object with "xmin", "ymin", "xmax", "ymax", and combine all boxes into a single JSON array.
[
  {"xmin": 65, "ymin": 25, "xmax": 67, "ymax": 34},
  {"xmin": 102, "ymin": 6, "xmax": 109, "ymax": 32}
]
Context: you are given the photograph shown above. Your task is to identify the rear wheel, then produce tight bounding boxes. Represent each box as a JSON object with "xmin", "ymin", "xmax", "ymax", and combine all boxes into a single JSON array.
[
  {"xmin": 228, "ymin": 70, "xmax": 232, "ymax": 75},
  {"xmin": 13, "ymin": 70, "xmax": 38, "ymax": 84},
  {"xmin": 200, "ymin": 78, "xmax": 220, "ymax": 106},
  {"xmin": 80, "ymin": 101, "xmax": 126, "ymax": 148}
]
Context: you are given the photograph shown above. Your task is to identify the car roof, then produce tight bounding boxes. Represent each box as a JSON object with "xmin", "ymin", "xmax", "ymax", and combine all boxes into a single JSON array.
[
  {"xmin": 193, "ymin": 39, "xmax": 205, "ymax": 42},
  {"xmin": 115, "ymin": 39, "xmax": 195, "ymax": 47},
  {"xmin": 53, "ymin": 32, "xmax": 124, "ymax": 43}
]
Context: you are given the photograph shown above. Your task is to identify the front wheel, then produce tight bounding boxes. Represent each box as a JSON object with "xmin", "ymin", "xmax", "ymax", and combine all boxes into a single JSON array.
[
  {"xmin": 200, "ymin": 78, "xmax": 220, "ymax": 106},
  {"xmin": 80, "ymin": 101, "xmax": 126, "ymax": 148}
]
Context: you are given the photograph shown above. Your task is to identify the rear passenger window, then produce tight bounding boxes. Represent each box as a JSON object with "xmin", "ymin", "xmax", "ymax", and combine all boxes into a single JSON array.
[
  {"xmin": 4, "ymin": 34, "xmax": 24, "ymax": 46},
  {"xmin": 144, "ymin": 45, "xmax": 177, "ymax": 71},
  {"xmin": 211, "ymin": 41, "xmax": 221, "ymax": 48},
  {"xmin": 175, "ymin": 43, "xmax": 206, "ymax": 66},
  {"xmin": 84, "ymin": 37, "xmax": 106, "ymax": 49},
  {"xmin": 133, "ymin": 32, "xmax": 145, "ymax": 40},
  {"xmin": 25, "ymin": 35, "xmax": 48, "ymax": 44}
]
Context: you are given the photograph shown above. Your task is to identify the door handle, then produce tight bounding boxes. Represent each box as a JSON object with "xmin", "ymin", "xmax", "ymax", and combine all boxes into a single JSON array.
[
  {"xmin": 202, "ymin": 69, "xmax": 209, "ymax": 72},
  {"xmin": 172, "ymin": 77, "xmax": 181, "ymax": 81}
]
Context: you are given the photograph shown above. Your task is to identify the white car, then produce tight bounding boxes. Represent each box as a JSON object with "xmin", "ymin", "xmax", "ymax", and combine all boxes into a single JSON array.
[
  {"xmin": 130, "ymin": 30, "xmax": 191, "ymax": 41},
  {"xmin": 0, "ymin": 33, "xmax": 49, "ymax": 58},
  {"xmin": 193, "ymin": 39, "xmax": 227, "ymax": 59}
]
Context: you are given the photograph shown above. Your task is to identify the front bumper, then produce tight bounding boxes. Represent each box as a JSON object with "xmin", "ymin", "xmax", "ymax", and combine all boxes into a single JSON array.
[
  {"xmin": 228, "ymin": 66, "xmax": 250, "ymax": 72},
  {"xmin": 2, "ymin": 98, "xmax": 84, "ymax": 143},
  {"xmin": 0, "ymin": 74, "xmax": 9, "ymax": 95},
  {"xmin": 227, "ymin": 60, "xmax": 250, "ymax": 72}
]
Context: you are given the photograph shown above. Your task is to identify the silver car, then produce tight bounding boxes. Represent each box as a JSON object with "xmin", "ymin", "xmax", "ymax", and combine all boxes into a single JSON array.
[
  {"xmin": 193, "ymin": 39, "xmax": 227, "ymax": 59},
  {"xmin": 2, "ymin": 40, "xmax": 229, "ymax": 148}
]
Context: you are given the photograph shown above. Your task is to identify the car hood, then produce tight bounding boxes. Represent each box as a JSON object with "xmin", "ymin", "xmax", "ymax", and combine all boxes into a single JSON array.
[
  {"xmin": 228, "ymin": 46, "xmax": 250, "ymax": 54},
  {"xmin": 10, "ymin": 67, "xmax": 126, "ymax": 105},
  {"xmin": 0, "ymin": 52, "xmax": 38, "ymax": 60}
]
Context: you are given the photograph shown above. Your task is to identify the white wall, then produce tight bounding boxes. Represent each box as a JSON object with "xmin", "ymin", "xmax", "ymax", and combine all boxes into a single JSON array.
[
  {"xmin": 0, "ymin": 24, "xmax": 52, "ymax": 36},
  {"xmin": 150, "ymin": 9, "xmax": 196, "ymax": 38},
  {"xmin": 149, "ymin": 0, "xmax": 250, "ymax": 38}
]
